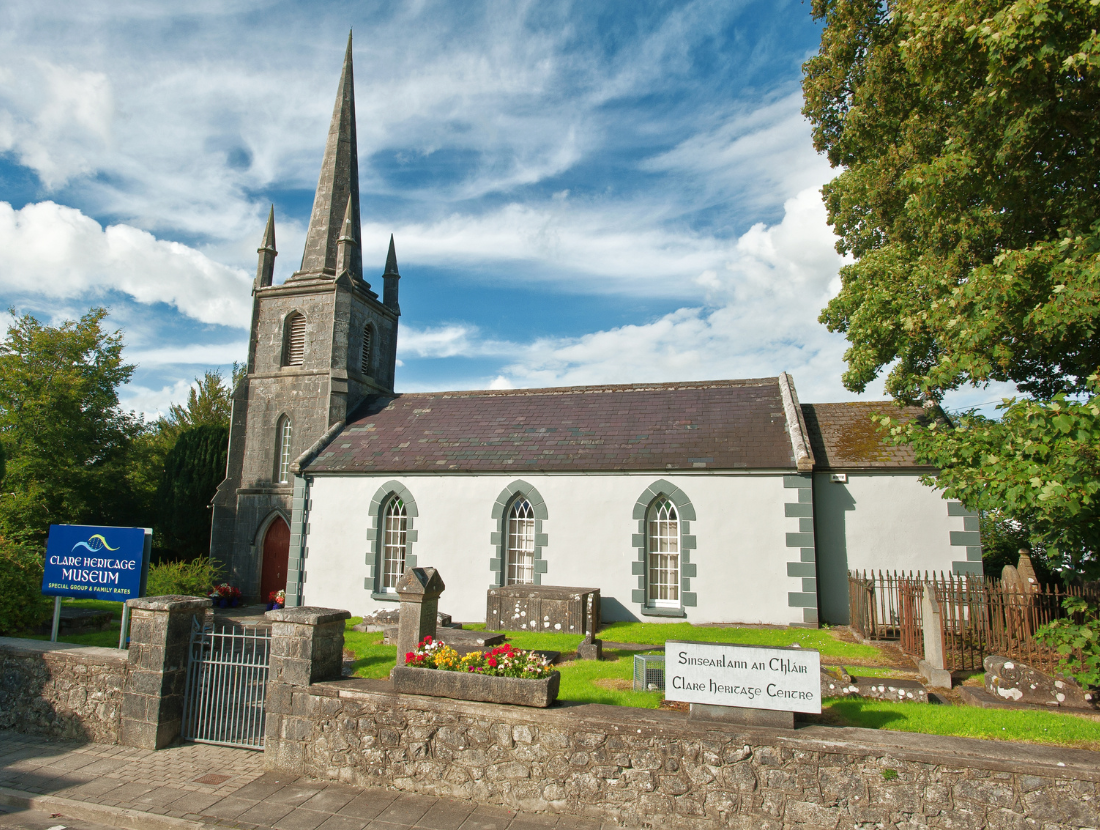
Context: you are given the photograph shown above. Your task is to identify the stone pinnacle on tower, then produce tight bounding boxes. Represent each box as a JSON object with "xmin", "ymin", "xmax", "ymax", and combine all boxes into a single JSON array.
[
  {"xmin": 294, "ymin": 30, "xmax": 361, "ymax": 281},
  {"xmin": 255, "ymin": 205, "xmax": 277, "ymax": 290},
  {"xmin": 335, "ymin": 196, "xmax": 358, "ymax": 280},
  {"xmin": 382, "ymin": 234, "xmax": 401, "ymax": 314}
]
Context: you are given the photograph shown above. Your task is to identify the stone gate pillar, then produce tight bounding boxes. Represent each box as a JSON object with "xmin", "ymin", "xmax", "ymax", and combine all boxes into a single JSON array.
[
  {"xmin": 395, "ymin": 567, "xmax": 445, "ymax": 666},
  {"xmin": 263, "ymin": 606, "xmax": 351, "ymax": 769},
  {"xmin": 121, "ymin": 595, "xmax": 211, "ymax": 750}
]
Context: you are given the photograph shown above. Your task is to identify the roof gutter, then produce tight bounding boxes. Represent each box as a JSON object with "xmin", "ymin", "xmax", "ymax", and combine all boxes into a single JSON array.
[
  {"xmin": 778, "ymin": 372, "xmax": 814, "ymax": 473},
  {"xmin": 291, "ymin": 419, "xmax": 345, "ymax": 475}
]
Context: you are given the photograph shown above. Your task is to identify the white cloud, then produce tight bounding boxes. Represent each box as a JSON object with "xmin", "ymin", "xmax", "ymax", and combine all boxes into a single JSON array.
[
  {"xmin": 401, "ymin": 188, "xmax": 879, "ymax": 403},
  {"xmin": 0, "ymin": 201, "xmax": 252, "ymax": 328},
  {"xmin": 642, "ymin": 92, "xmax": 835, "ymax": 215},
  {"xmin": 119, "ymin": 378, "xmax": 192, "ymax": 421},
  {"xmin": 0, "ymin": 60, "xmax": 114, "ymax": 188},
  {"xmin": 128, "ymin": 341, "xmax": 248, "ymax": 366}
]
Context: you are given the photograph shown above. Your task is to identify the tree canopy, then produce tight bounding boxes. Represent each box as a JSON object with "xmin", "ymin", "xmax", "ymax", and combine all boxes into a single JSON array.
[
  {"xmin": 802, "ymin": 0, "xmax": 1100, "ymax": 574},
  {"xmin": 0, "ymin": 308, "xmax": 142, "ymax": 543}
]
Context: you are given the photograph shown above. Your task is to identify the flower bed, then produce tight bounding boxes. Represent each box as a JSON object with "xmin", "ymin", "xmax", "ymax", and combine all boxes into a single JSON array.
[{"xmin": 394, "ymin": 637, "xmax": 560, "ymax": 707}]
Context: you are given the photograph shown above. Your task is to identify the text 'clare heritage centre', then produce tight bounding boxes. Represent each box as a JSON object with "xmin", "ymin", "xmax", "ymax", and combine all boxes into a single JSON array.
[{"xmin": 665, "ymin": 641, "xmax": 821, "ymax": 713}]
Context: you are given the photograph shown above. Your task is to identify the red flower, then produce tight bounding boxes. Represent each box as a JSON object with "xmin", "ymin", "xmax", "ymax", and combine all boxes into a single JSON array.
[
  {"xmin": 488, "ymin": 657, "xmax": 498, "ymax": 668},
  {"xmin": 421, "ymin": 635, "xmax": 433, "ymax": 645},
  {"xmin": 406, "ymin": 652, "xmax": 416, "ymax": 661}
]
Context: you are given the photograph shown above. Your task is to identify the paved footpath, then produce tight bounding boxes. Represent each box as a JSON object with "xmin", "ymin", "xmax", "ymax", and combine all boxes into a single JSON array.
[{"xmin": 0, "ymin": 732, "xmax": 624, "ymax": 830}]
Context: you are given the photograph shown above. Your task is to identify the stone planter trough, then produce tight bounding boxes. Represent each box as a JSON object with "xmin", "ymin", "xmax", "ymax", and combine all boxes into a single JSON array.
[{"xmin": 392, "ymin": 666, "xmax": 560, "ymax": 708}]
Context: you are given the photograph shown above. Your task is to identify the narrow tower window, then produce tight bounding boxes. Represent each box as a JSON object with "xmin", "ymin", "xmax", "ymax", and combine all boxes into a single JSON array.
[
  {"xmin": 360, "ymin": 324, "xmax": 373, "ymax": 375},
  {"xmin": 506, "ymin": 497, "xmax": 535, "ymax": 585},
  {"xmin": 276, "ymin": 416, "xmax": 293, "ymax": 483},
  {"xmin": 647, "ymin": 497, "xmax": 679, "ymax": 606},
  {"xmin": 381, "ymin": 496, "xmax": 407, "ymax": 591},
  {"xmin": 283, "ymin": 312, "xmax": 305, "ymax": 366}
]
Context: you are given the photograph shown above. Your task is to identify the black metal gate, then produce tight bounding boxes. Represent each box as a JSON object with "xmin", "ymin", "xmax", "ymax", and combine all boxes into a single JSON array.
[{"xmin": 181, "ymin": 619, "xmax": 270, "ymax": 749}]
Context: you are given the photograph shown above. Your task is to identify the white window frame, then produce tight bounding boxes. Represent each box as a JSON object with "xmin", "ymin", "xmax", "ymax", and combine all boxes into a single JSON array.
[
  {"xmin": 381, "ymin": 496, "xmax": 407, "ymax": 592},
  {"xmin": 275, "ymin": 416, "xmax": 293, "ymax": 484},
  {"xmin": 505, "ymin": 497, "xmax": 536, "ymax": 585},
  {"xmin": 646, "ymin": 497, "xmax": 680, "ymax": 607}
]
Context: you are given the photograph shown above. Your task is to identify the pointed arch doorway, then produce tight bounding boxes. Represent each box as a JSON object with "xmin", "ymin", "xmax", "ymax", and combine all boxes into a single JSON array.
[{"xmin": 260, "ymin": 515, "xmax": 290, "ymax": 602}]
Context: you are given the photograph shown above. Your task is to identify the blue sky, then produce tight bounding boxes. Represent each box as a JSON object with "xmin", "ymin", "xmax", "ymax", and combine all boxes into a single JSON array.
[{"xmin": 0, "ymin": 0, "xmax": 1009, "ymax": 418}]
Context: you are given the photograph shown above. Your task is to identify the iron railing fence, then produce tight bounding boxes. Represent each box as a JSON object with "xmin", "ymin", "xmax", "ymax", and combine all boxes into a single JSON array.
[
  {"xmin": 847, "ymin": 569, "xmax": 931, "ymax": 656},
  {"xmin": 849, "ymin": 569, "xmax": 1099, "ymax": 673},
  {"xmin": 932, "ymin": 574, "xmax": 1097, "ymax": 673},
  {"xmin": 181, "ymin": 619, "xmax": 270, "ymax": 749}
]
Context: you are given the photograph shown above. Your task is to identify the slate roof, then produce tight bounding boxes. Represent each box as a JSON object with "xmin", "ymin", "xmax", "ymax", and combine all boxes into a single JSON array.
[
  {"xmin": 801, "ymin": 402, "xmax": 934, "ymax": 470},
  {"xmin": 306, "ymin": 378, "xmax": 798, "ymax": 474}
]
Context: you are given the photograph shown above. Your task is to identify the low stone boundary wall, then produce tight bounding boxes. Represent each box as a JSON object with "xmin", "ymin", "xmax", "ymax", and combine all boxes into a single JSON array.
[
  {"xmin": 0, "ymin": 637, "xmax": 127, "ymax": 744},
  {"xmin": 266, "ymin": 677, "xmax": 1100, "ymax": 829}
]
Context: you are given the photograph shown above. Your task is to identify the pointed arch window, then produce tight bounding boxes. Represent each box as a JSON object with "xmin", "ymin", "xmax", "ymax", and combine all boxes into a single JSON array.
[
  {"xmin": 360, "ymin": 323, "xmax": 373, "ymax": 375},
  {"xmin": 647, "ymin": 497, "xmax": 679, "ymax": 606},
  {"xmin": 283, "ymin": 312, "xmax": 305, "ymax": 366},
  {"xmin": 381, "ymin": 496, "xmax": 407, "ymax": 592},
  {"xmin": 506, "ymin": 497, "xmax": 536, "ymax": 585},
  {"xmin": 275, "ymin": 416, "xmax": 293, "ymax": 483}
]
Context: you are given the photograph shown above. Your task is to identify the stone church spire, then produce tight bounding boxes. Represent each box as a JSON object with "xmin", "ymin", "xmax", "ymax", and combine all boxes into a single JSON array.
[
  {"xmin": 254, "ymin": 205, "xmax": 277, "ymax": 289},
  {"xmin": 294, "ymin": 31, "xmax": 361, "ymax": 281}
]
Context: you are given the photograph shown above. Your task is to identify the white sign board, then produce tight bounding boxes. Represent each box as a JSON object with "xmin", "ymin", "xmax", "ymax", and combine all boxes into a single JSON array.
[{"xmin": 665, "ymin": 640, "xmax": 821, "ymax": 714}]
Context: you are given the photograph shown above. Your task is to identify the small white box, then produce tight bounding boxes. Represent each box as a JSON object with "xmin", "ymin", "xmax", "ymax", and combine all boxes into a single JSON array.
[{"xmin": 830, "ymin": 473, "xmax": 848, "ymax": 483}]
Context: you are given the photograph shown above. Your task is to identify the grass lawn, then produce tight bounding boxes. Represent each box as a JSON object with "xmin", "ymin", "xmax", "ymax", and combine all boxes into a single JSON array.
[
  {"xmin": 467, "ymin": 620, "xmax": 883, "ymax": 662},
  {"xmin": 343, "ymin": 621, "xmax": 397, "ymax": 679},
  {"xmin": 598, "ymin": 621, "xmax": 882, "ymax": 662},
  {"xmin": 17, "ymin": 598, "xmax": 128, "ymax": 649},
  {"xmin": 821, "ymin": 698, "xmax": 1100, "ymax": 750},
  {"xmin": 556, "ymin": 649, "xmax": 663, "ymax": 708}
]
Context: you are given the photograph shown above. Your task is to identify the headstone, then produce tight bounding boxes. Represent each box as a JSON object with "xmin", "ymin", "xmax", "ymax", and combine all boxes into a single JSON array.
[
  {"xmin": 918, "ymin": 585, "xmax": 952, "ymax": 688},
  {"xmin": 576, "ymin": 592, "xmax": 603, "ymax": 660},
  {"xmin": 665, "ymin": 641, "xmax": 821, "ymax": 729},
  {"xmin": 1016, "ymin": 551, "xmax": 1041, "ymax": 593},
  {"xmin": 395, "ymin": 567, "xmax": 445, "ymax": 666}
]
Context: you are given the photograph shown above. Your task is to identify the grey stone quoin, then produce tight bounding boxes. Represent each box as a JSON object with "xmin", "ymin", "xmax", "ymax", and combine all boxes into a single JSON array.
[
  {"xmin": 395, "ymin": 567, "xmax": 445, "ymax": 666},
  {"xmin": 120, "ymin": 595, "xmax": 210, "ymax": 750}
]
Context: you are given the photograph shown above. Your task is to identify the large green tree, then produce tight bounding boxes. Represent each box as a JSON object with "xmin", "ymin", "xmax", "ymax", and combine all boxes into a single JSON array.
[
  {"xmin": 156, "ymin": 424, "xmax": 230, "ymax": 560},
  {"xmin": 0, "ymin": 308, "xmax": 142, "ymax": 543},
  {"xmin": 802, "ymin": 0, "xmax": 1100, "ymax": 574}
]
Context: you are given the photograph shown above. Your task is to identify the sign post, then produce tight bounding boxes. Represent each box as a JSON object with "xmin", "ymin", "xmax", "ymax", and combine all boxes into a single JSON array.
[
  {"xmin": 664, "ymin": 640, "xmax": 821, "ymax": 728},
  {"xmin": 41, "ymin": 525, "xmax": 151, "ymax": 648}
]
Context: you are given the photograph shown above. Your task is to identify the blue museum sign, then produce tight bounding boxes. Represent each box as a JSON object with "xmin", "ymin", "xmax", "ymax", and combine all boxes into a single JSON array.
[{"xmin": 42, "ymin": 525, "xmax": 150, "ymax": 601}]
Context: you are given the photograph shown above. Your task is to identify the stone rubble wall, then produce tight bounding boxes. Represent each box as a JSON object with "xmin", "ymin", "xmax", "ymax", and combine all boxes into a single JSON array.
[
  {"xmin": 265, "ymin": 678, "xmax": 1100, "ymax": 830},
  {"xmin": 0, "ymin": 638, "xmax": 126, "ymax": 744}
]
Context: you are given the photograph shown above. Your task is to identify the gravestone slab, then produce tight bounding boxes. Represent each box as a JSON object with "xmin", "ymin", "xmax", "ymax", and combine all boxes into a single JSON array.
[
  {"xmin": 984, "ymin": 655, "xmax": 1096, "ymax": 709},
  {"xmin": 486, "ymin": 585, "xmax": 600, "ymax": 635}
]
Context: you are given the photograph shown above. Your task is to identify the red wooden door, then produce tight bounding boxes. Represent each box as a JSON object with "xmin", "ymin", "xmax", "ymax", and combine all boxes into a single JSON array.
[{"xmin": 260, "ymin": 516, "xmax": 290, "ymax": 601}]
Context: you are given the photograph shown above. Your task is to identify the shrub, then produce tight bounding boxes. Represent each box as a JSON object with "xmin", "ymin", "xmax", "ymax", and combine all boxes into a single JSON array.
[
  {"xmin": 145, "ymin": 556, "xmax": 223, "ymax": 598},
  {"xmin": 1034, "ymin": 596, "xmax": 1100, "ymax": 689},
  {"xmin": 0, "ymin": 538, "xmax": 51, "ymax": 634}
]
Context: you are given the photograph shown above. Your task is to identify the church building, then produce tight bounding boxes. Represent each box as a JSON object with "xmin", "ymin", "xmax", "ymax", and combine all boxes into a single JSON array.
[{"xmin": 210, "ymin": 36, "xmax": 982, "ymax": 627}]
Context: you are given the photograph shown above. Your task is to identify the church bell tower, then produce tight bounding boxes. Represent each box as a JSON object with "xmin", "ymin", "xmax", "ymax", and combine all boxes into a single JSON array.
[{"xmin": 210, "ymin": 32, "xmax": 402, "ymax": 599}]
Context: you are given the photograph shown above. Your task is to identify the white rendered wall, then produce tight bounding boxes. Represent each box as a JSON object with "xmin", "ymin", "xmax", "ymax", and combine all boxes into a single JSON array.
[
  {"xmin": 301, "ymin": 473, "xmax": 798, "ymax": 626},
  {"xmin": 813, "ymin": 473, "xmax": 959, "ymax": 624}
]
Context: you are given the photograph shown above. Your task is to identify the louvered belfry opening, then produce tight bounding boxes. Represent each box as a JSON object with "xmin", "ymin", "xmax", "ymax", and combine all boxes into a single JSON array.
[
  {"xmin": 284, "ymin": 312, "xmax": 305, "ymax": 366},
  {"xmin": 361, "ymin": 324, "xmax": 372, "ymax": 375}
]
